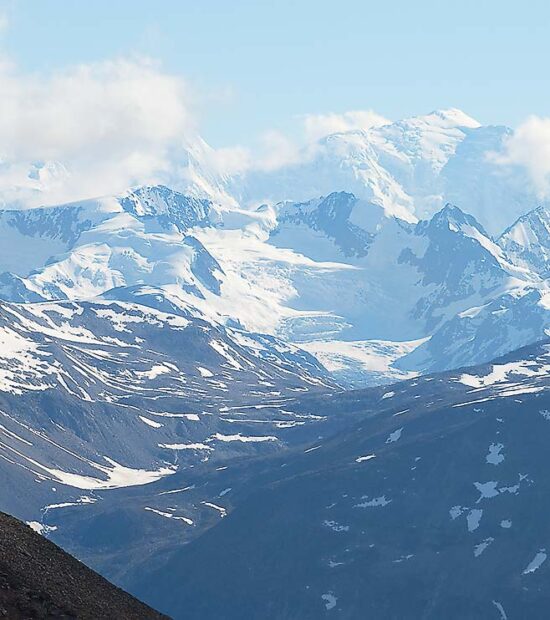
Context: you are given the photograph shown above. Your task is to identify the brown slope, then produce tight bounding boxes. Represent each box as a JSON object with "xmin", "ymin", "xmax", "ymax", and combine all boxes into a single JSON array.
[{"xmin": 0, "ymin": 512, "xmax": 169, "ymax": 619}]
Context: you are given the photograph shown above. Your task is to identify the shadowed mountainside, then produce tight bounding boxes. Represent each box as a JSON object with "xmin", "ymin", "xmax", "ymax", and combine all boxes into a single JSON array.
[{"xmin": 0, "ymin": 511, "xmax": 168, "ymax": 620}]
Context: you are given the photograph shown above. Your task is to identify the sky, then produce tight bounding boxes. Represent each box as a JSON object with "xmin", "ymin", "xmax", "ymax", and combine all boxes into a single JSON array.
[
  {"xmin": 3, "ymin": 0, "xmax": 550, "ymax": 147},
  {"xmin": 0, "ymin": 0, "xmax": 549, "ymax": 206}
]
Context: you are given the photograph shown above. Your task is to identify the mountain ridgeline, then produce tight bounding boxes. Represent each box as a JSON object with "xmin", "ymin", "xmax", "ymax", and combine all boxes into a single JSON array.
[
  {"xmin": 0, "ymin": 109, "xmax": 549, "ymax": 619},
  {"xmin": 0, "ymin": 181, "xmax": 546, "ymax": 386}
]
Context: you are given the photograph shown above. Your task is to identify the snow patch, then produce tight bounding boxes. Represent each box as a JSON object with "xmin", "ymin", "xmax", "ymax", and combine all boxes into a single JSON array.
[{"xmin": 523, "ymin": 549, "xmax": 547, "ymax": 575}]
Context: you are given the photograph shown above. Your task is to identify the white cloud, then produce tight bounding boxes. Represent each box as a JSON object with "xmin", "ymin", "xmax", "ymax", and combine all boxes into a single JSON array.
[
  {"xmin": 215, "ymin": 109, "xmax": 391, "ymax": 175},
  {"xmin": 302, "ymin": 110, "xmax": 390, "ymax": 142},
  {"xmin": 492, "ymin": 115, "xmax": 550, "ymax": 198},
  {"xmin": 210, "ymin": 130, "xmax": 306, "ymax": 176},
  {"xmin": 0, "ymin": 50, "xmax": 390, "ymax": 206},
  {"xmin": 255, "ymin": 130, "xmax": 305, "ymax": 171},
  {"xmin": 0, "ymin": 56, "xmax": 194, "ymax": 207},
  {"xmin": 200, "ymin": 145, "xmax": 251, "ymax": 177},
  {"xmin": 0, "ymin": 58, "xmax": 190, "ymax": 160}
]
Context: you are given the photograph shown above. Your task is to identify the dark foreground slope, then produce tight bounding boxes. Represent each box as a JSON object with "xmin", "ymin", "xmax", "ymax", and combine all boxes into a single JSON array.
[
  {"xmin": 132, "ymin": 341, "xmax": 550, "ymax": 620},
  {"xmin": 0, "ymin": 512, "xmax": 168, "ymax": 620}
]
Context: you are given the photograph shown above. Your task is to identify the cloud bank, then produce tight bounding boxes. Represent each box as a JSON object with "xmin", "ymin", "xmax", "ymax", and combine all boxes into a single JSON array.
[
  {"xmin": 0, "ymin": 52, "xmax": 394, "ymax": 206},
  {"xmin": 6, "ymin": 41, "xmax": 543, "ymax": 212},
  {"xmin": 222, "ymin": 109, "xmax": 391, "ymax": 175},
  {"xmin": 302, "ymin": 110, "xmax": 390, "ymax": 141},
  {"xmin": 0, "ymin": 56, "xmax": 193, "ymax": 207}
]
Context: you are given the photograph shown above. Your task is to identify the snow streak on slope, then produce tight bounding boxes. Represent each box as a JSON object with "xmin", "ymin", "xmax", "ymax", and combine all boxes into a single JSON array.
[
  {"xmin": 77, "ymin": 340, "xmax": 550, "ymax": 620},
  {"xmin": 0, "ymin": 292, "xmax": 335, "ymax": 511}
]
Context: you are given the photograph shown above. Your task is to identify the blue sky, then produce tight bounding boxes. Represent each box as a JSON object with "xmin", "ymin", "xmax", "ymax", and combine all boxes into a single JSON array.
[{"xmin": 4, "ymin": 0, "xmax": 550, "ymax": 147}]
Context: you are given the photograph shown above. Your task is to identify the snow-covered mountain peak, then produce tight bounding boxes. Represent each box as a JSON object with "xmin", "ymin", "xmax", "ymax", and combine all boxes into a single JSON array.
[
  {"xmin": 500, "ymin": 204, "xmax": 550, "ymax": 245},
  {"xmin": 422, "ymin": 108, "xmax": 481, "ymax": 129},
  {"xmin": 118, "ymin": 185, "xmax": 213, "ymax": 231},
  {"xmin": 416, "ymin": 203, "xmax": 533, "ymax": 283},
  {"xmin": 416, "ymin": 205, "xmax": 500, "ymax": 263},
  {"xmin": 215, "ymin": 109, "xmax": 532, "ymax": 233},
  {"xmin": 426, "ymin": 203, "xmax": 489, "ymax": 236},
  {"xmin": 0, "ymin": 187, "xmax": 224, "ymax": 304},
  {"xmin": 270, "ymin": 192, "xmax": 377, "ymax": 260},
  {"xmin": 276, "ymin": 191, "xmax": 359, "ymax": 223},
  {"xmin": 374, "ymin": 110, "xmax": 479, "ymax": 177},
  {"xmin": 499, "ymin": 204, "xmax": 550, "ymax": 276}
]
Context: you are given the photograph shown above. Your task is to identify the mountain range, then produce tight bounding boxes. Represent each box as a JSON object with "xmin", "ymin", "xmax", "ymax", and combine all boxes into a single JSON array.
[
  {"xmin": 29, "ymin": 339, "xmax": 550, "ymax": 619},
  {"xmin": 1, "ymin": 108, "xmax": 549, "ymax": 618},
  {"xmin": 0, "ymin": 177, "xmax": 547, "ymax": 388},
  {"xmin": 133, "ymin": 340, "xmax": 550, "ymax": 620},
  {"xmin": 185, "ymin": 108, "xmax": 537, "ymax": 235}
]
